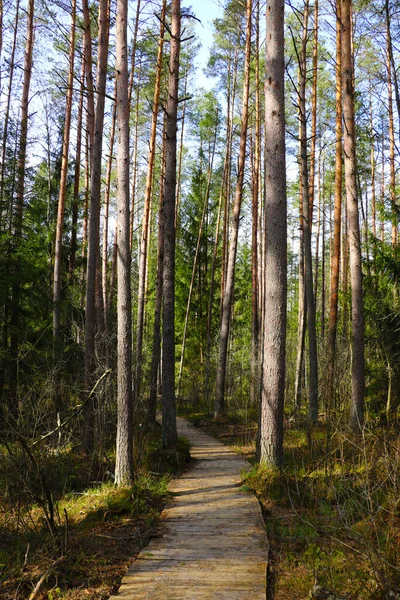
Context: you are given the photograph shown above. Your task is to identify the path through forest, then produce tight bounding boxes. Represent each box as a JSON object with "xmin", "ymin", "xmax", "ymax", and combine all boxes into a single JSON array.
[{"xmin": 110, "ymin": 417, "xmax": 268, "ymax": 599}]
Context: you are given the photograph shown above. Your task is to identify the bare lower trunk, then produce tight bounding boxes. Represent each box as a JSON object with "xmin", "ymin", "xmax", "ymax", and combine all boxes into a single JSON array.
[
  {"xmin": 83, "ymin": 0, "xmax": 110, "ymax": 452},
  {"xmin": 341, "ymin": 0, "xmax": 365, "ymax": 429},
  {"xmin": 162, "ymin": 0, "xmax": 180, "ymax": 449},
  {"xmin": 259, "ymin": 0, "xmax": 287, "ymax": 468},
  {"xmin": 115, "ymin": 0, "xmax": 134, "ymax": 485}
]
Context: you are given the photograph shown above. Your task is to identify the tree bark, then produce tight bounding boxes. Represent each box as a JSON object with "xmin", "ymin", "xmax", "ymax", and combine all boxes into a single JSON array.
[
  {"xmin": 341, "ymin": 0, "xmax": 365, "ymax": 429},
  {"xmin": 115, "ymin": 0, "xmax": 134, "ymax": 485},
  {"xmin": 83, "ymin": 0, "xmax": 110, "ymax": 452},
  {"xmin": 135, "ymin": 0, "xmax": 166, "ymax": 403},
  {"xmin": 214, "ymin": 0, "xmax": 252, "ymax": 418},
  {"xmin": 53, "ymin": 0, "xmax": 77, "ymax": 344},
  {"xmin": 162, "ymin": 0, "xmax": 181, "ymax": 449},
  {"xmin": 259, "ymin": 0, "xmax": 287, "ymax": 468},
  {"xmin": 326, "ymin": 1, "xmax": 343, "ymax": 413}
]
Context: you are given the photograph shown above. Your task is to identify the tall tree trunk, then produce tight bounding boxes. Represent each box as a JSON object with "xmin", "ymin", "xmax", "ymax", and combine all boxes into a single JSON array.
[
  {"xmin": 250, "ymin": 0, "xmax": 261, "ymax": 408},
  {"xmin": 69, "ymin": 53, "xmax": 85, "ymax": 283},
  {"xmin": 309, "ymin": 0, "xmax": 319, "ymax": 226},
  {"xmin": 386, "ymin": 31, "xmax": 398, "ymax": 247},
  {"xmin": 135, "ymin": 0, "xmax": 166, "ymax": 403},
  {"xmin": 259, "ymin": 0, "xmax": 287, "ymax": 467},
  {"xmin": 102, "ymin": 83, "xmax": 117, "ymax": 332},
  {"xmin": 127, "ymin": 0, "xmax": 141, "ymax": 107},
  {"xmin": 298, "ymin": 0, "xmax": 319, "ymax": 422},
  {"xmin": 0, "ymin": 0, "xmax": 19, "ymax": 231},
  {"xmin": 83, "ymin": 0, "xmax": 110, "ymax": 452},
  {"xmin": 341, "ymin": 0, "xmax": 365, "ymax": 429},
  {"xmin": 162, "ymin": 0, "xmax": 180, "ymax": 449},
  {"xmin": 82, "ymin": 0, "xmax": 95, "ymax": 158},
  {"xmin": 115, "ymin": 0, "xmax": 134, "ymax": 485},
  {"xmin": 53, "ymin": 0, "xmax": 76, "ymax": 344},
  {"xmin": 214, "ymin": 0, "xmax": 252, "ymax": 418},
  {"xmin": 369, "ymin": 87, "xmax": 376, "ymax": 241},
  {"xmin": 148, "ymin": 117, "xmax": 166, "ymax": 428},
  {"xmin": 175, "ymin": 69, "xmax": 188, "ymax": 230},
  {"xmin": 9, "ymin": 0, "xmax": 35, "ymax": 420},
  {"xmin": 327, "ymin": 0, "xmax": 343, "ymax": 413}
]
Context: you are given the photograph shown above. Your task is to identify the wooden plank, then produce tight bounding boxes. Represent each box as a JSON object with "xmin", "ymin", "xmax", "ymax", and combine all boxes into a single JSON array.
[{"xmin": 109, "ymin": 417, "xmax": 268, "ymax": 599}]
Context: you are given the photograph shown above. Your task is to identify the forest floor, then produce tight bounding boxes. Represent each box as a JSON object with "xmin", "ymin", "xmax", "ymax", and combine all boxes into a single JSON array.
[
  {"xmin": 0, "ymin": 429, "xmax": 191, "ymax": 600},
  {"xmin": 183, "ymin": 408, "xmax": 400, "ymax": 600}
]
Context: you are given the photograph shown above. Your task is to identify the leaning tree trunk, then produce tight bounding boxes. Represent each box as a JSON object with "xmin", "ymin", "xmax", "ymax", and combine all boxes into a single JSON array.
[
  {"xmin": 115, "ymin": 0, "xmax": 134, "ymax": 486},
  {"xmin": 259, "ymin": 0, "xmax": 287, "ymax": 468},
  {"xmin": 161, "ymin": 0, "xmax": 180, "ymax": 449},
  {"xmin": 341, "ymin": 0, "xmax": 365, "ymax": 429},
  {"xmin": 214, "ymin": 0, "xmax": 252, "ymax": 418}
]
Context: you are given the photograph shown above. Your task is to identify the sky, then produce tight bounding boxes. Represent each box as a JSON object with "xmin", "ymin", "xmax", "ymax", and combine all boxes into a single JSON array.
[{"xmin": 190, "ymin": 0, "xmax": 223, "ymax": 89}]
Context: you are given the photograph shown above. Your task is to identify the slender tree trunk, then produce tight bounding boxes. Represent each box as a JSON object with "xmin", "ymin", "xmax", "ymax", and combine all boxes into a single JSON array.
[
  {"xmin": 115, "ymin": 0, "xmax": 134, "ymax": 485},
  {"xmin": 53, "ymin": 0, "xmax": 76, "ymax": 344},
  {"xmin": 259, "ymin": 0, "xmax": 287, "ymax": 467},
  {"xmin": 309, "ymin": 0, "xmax": 319, "ymax": 226},
  {"xmin": 369, "ymin": 87, "xmax": 376, "ymax": 241},
  {"xmin": 135, "ymin": 0, "xmax": 166, "ymax": 403},
  {"xmin": 102, "ymin": 83, "xmax": 117, "ymax": 332},
  {"xmin": 83, "ymin": 0, "xmax": 110, "ymax": 452},
  {"xmin": 0, "ymin": 0, "xmax": 19, "ymax": 231},
  {"xmin": 130, "ymin": 60, "xmax": 142, "ymax": 250},
  {"xmin": 385, "ymin": 0, "xmax": 400, "ymax": 146},
  {"xmin": 327, "ymin": 1, "xmax": 343, "ymax": 413},
  {"xmin": 341, "ymin": 0, "xmax": 365, "ymax": 429},
  {"xmin": 298, "ymin": 0, "xmax": 318, "ymax": 422},
  {"xmin": 386, "ymin": 33, "xmax": 398, "ymax": 247},
  {"xmin": 162, "ymin": 0, "xmax": 180, "ymax": 448},
  {"xmin": 214, "ymin": 0, "xmax": 252, "ymax": 418},
  {"xmin": 82, "ymin": 0, "xmax": 95, "ymax": 157},
  {"xmin": 148, "ymin": 117, "xmax": 166, "ymax": 428},
  {"xmin": 250, "ymin": 0, "xmax": 261, "ymax": 408},
  {"xmin": 127, "ymin": 0, "xmax": 141, "ymax": 107},
  {"xmin": 9, "ymin": 0, "xmax": 35, "ymax": 420},
  {"xmin": 175, "ymin": 69, "xmax": 188, "ymax": 230},
  {"xmin": 69, "ymin": 54, "xmax": 85, "ymax": 283}
]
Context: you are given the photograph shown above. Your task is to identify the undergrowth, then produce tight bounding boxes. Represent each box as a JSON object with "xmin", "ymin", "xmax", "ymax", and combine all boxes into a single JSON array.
[
  {"xmin": 0, "ymin": 429, "xmax": 191, "ymax": 599},
  {"xmin": 185, "ymin": 408, "xmax": 400, "ymax": 599}
]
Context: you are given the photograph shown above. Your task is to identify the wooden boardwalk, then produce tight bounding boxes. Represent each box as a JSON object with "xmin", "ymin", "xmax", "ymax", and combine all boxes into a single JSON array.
[{"xmin": 110, "ymin": 417, "xmax": 268, "ymax": 599}]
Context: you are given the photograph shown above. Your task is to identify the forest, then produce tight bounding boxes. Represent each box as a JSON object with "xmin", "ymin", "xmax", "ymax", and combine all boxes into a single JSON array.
[{"xmin": 0, "ymin": 0, "xmax": 400, "ymax": 597}]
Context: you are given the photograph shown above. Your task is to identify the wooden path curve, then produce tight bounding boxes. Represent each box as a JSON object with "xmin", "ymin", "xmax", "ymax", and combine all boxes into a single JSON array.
[{"xmin": 110, "ymin": 417, "xmax": 268, "ymax": 599}]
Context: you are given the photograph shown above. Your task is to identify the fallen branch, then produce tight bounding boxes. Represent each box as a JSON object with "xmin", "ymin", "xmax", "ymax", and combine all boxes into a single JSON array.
[{"xmin": 28, "ymin": 556, "xmax": 65, "ymax": 600}]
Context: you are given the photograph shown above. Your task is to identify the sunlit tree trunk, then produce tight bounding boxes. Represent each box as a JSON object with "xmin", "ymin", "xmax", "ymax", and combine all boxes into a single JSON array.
[
  {"xmin": 102, "ymin": 82, "xmax": 117, "ymax": 332},
  {"xmin": 69, "ymin": 54, "xmax": 85, "ymax": 283},
  {"xmin": 386, "ymin": 31, "xmax": 398, "ymax": 247},
  {"xmin": 298, "ymin": 0, "xmax": 318, "ymax": 422},
  {"xmin": 83, "ymin": 0, "xmax": 110, "ymax": 452},
  {"xmin": 214, "ymin": 0, "xmax": 252, "ymax": 418},
  {"xmin": 341, "ymin": 0, "xmax": 365, "ymax": 429},
  {"xmin": 135, "ymin": 0, "xmax": 166, "ymax": 403},
  {"xmin": 326, "ymin": 0, "xmax": 343, "ymax": 412},
  {"xmin": 250, "ymin": 0, "xmax": 261, "ymax": 408},
  {"xmin": 0, "ymin": 0, "xmax": 19, "ymax": 231},
  {"xmin": 259, "ymin": 0, "xmax": 287, "ymax": 467},
  {"xmin": 115, "ymin": 0, "xmax": 134, "ymax": 486},
  {"xmin": 162, "ymin": 0, "xmax": 180, "ymax": 448},
  {"xmin": 53, "ymin": 0, "xmax": 76, "ymax": 344},
  {"xmin": 148, "ymin": 117, "xmax": 166, "ymax": 429}
]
